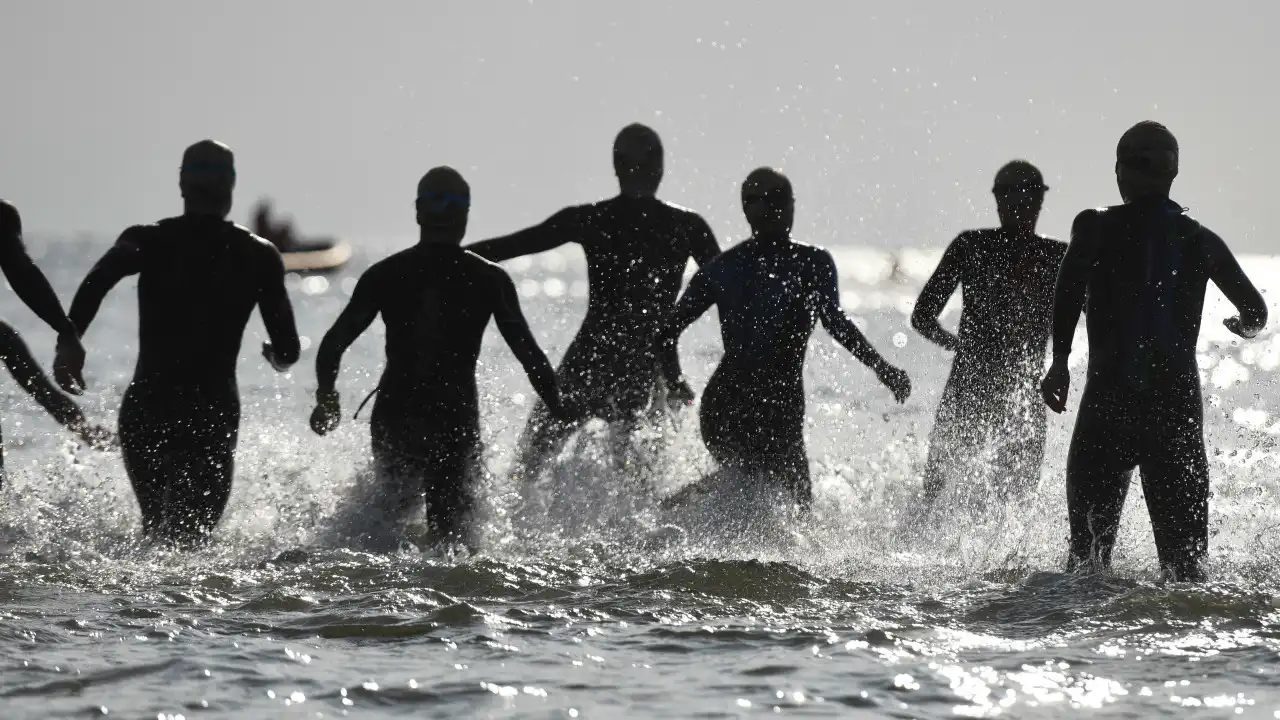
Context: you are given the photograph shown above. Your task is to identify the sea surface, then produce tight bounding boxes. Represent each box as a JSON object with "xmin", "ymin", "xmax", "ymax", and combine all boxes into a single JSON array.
[{"xmin": 0, "ymin": 237, "xmax": 1278, "ymax": 719}]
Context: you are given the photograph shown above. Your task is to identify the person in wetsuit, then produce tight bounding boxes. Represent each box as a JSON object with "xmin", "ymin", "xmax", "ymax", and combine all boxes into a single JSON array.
[
  {"xmin": 911, "ymin": 161, "xmax": 1067, "ymax": 504},
  {"xmin": 309, "ymin": 167, "xmax": 569, "ymax": 545},
  {"xmin": 0, "ymin": 201, "xmax": 112, "ymax": 487},
  {"xmin": 54, "ymin": 140, "xmax": 301, "ymax": 547},
  {"xmin": 658, "ymin": 168, "xmax": 911, "ymax": 507},
  {"xmin": 1040, "ymin": 121, "xmax": 1267, "ymax": 582},
  {"xmin": 464, "ymin": 123, "xmax": 720, "ymax": 483}
]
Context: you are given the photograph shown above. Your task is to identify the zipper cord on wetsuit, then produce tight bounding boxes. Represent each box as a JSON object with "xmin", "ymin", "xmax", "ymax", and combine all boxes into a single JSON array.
[{"xmin": 353, "ymin": 385, "xmax": 380, "ymax": 420}]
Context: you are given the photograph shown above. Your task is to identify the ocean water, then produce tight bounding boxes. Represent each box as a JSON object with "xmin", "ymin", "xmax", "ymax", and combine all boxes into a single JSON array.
[{"xmin": 0, "ymin": 237, "xmax": 1278, "ymax": 719}]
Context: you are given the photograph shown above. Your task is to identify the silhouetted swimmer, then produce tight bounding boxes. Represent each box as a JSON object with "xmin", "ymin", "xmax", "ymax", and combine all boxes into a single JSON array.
[
  {"xmin": 0, "ymin": 201, "xmax": 113, "ymax": 487},
  {"xmin": 311, "ymin": 167, "xmax": 568, "ymax": 546},
  {"xmin": 658, "ymin": 169, "xmax": 910, "ymax": 507},
  {"xmin": 1040, "ymin": 121, "xmax": 1267, "ymax": 582},
  {"xmin": 911, "ymin": 161, "xmax": 1066, "ymax": 504},
  {"xmin": 55, "ymin": 140, "xmax": 301, "ymax": 547},
  {"xmin": 465, "ymin": 123, "xmax": 720, "ymax": 483}
]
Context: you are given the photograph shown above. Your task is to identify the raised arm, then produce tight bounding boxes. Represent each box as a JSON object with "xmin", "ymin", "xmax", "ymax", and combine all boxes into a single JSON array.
[
  {"xmin": 0, "ymin": 201, "xmax": 77, "ymax": 338},
  {"xmin": 491, "ymin": 270, "xmax": 565, "ymax": 416},
  {"xmin": 466, "ymin": 208, "xmax": 578, "ymax": 262},
  {"xmin": 1203, "ymin": 228, "xmax": 1267, "ymax": 338},
  {"xmin": 658, "ymin": 268, "xmax": 716, "ymax": 393},
  {"xmin": 813, "ymin": 250, "xmax": 909, "ymax": 402},
  {"xmin": 309, "ymin": 267, "xmax": 381, "ymax": 435},
  {"xmin": 54, "ymin": 226, "xmax": 145, "ymax": 394},
  {"xmin": 256, "ymin": 243, "xmax": 301, "ymax": 372},
  {"xmin": 909, "ymin": 235, "xmax": 965, "ymax": 352},
  {"xmin": 1041, "ymin": 209, "xmax": 1101, "ymax": 412}
]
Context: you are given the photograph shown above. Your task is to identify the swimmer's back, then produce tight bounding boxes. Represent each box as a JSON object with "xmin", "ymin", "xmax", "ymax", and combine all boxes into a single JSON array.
[
  {"xmin": 362, "ymin": 244, "xmax": 512, "ymax": 389},
  {"xmin": 129, "ymin": 215, "xmax": 280, "ymax": 381},
  {"xmin": 700, "ymin": 239, "xmax": 828, "ymax": 363},
  {"xmin": 951, "ymin": 229, "xmax": 1066, "ymax": 358},
  {"xmin": 568, "ymin": 197, "xmax": 717, "ymax": 323},
  {"xmin": 1079, "ymin": 201, "xmax": 1217, "ymax": 379}
]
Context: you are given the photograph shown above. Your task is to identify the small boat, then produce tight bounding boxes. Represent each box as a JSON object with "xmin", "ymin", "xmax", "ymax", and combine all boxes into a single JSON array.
[{"xmin": 251, "ymin": 199, "xmax": 353, "ymax": 274}]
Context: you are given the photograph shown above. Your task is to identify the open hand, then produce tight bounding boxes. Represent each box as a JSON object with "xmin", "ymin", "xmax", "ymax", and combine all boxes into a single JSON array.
[
  {"xmin": 1040, "ymin": 361, "xmax": 1070, "ymax": 413},
  {"xmin": 54, "ymin": 334, "xmax": 87, "ymax": 395}
]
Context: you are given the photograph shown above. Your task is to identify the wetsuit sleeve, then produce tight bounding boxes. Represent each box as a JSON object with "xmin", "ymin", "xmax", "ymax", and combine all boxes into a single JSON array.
[
  {"xmin": 491, "ymin": 270, "xmax": 560, "ymax": 409},
  {"xmin": 909, "ymin": 234, "xmax": 965, "ymax": 352},
  {"xmin": 1049, "ymin": 210, "xmax": 1101, "ymax": 361},
  {"xmin": 1203, "ymin": 228, "xmax": 1268, "ymax": 335},
  {"xmin": 255, "ymin": 243, "xmax": 301, "ymax": 367},
  {"xmin": 466, "ymin": 208, "xmax": 579, "ymax": 262},
  {"xmin": 689, "ymin": 215, "xmax": 721, "ymax": 266},
  {"xmin": 0, "ymin": 320, "xmax": 88, "ymax": 431},
  {"xmin": 315, "ymin": 266, "xmax": 382, "ymax": 394},
  {"xmin": 813, "ymin": 250, "xmax": 891, "ymax": 373},
  {"xmin": 0, "ymin": 202, "xmax": 77, "ymax": 338},
  {"xmin": 658, "ymin": 267, "xmax": 716, "ymax": 386},
  {"xmin": 66, "ymin": 227, "xmax": 145, "ymax": 336}
]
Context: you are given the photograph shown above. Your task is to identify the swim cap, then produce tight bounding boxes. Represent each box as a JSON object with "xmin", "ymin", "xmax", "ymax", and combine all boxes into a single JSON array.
[
  {"xmin": 992, "ymin": 160, "xmax": 1047, "ymax": 192},
  {"xmin": 1117, "ymin": 121, "xmax": 1178, "ymax": 177},
  {"xmin": 613, "ymin": 124, "xmax": 663, "ymax": 167},
  {"xmin": 180, "ymin": 140, "xmax": 236, "ymax": 189},
  {"xmin": 742, "ymin": 167, "xmax": 793, "ymax": 203},
  {"xmin": 416, "ymin": 166, "xmax": 470, "ymax": 211}
]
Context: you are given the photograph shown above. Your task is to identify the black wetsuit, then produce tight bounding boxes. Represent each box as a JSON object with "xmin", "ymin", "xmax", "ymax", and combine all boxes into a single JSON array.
[
  {"xmin": 315, "ymin": 243, "xmax": 561, "ymax": 542},
  {"xmin": 912, "ymin": 229, "xmax": 1067, "ymax": 501},
  {"xmin": 467, "ymin": 196, "xmax": 719, "ymax": 479},
  {"xmin": 660, "ymin": 238, "xmax": 895, "ymax": 506},
  {"xmin": 1050, "ymin": 198, "xmax": 1266, "ymax": 579},
  {"xmin": 68, "ymin": 215, "xmax": 300, "ymax": 545},
  {"xmin": 0, "ymin": 201, "xmax": 101, "ymax": 486}
]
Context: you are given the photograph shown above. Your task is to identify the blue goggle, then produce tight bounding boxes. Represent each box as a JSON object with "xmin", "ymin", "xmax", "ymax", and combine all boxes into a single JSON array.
[{"xmin": 417, "ymin": 191, "xmax": 470, "ymax": 212}]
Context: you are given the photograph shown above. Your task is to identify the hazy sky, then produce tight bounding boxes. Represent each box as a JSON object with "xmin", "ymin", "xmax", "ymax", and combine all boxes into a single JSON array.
[{"xmin": 2, "ymin": 1, "xmax": 1275, "ymax": 251}]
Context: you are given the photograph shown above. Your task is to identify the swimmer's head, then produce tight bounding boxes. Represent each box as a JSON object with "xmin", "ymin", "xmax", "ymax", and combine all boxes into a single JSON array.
[
  {"xmin": 613, "ymin": 124, "xmax": 663, "ymax": 198},
  {"xmin": 179, "ymin": 140, "xmax": 236, "ymax": 217},
  {"xmin": 992, "ymin": 160, "xmax": 1047, "ymax": 234},
  {"xmin": 415, "ymin": 166, "xmax": 470, "ymax": 243},
  {"xmin": 741, "ymin": 167, "xmax": 794, "ymax": 236},
  {"xmin": 1116, "ymin": 121, "xmax": 1178, "ymax": 202}
]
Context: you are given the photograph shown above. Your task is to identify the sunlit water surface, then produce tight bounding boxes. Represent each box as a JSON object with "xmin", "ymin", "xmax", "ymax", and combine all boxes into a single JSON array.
[{"xmin": 1, "ymin": 239, "xmax": 1279, "ymax": 719}]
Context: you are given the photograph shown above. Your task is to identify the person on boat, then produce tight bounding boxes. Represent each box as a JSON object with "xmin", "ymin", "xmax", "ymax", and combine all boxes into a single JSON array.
[
  {"xmin": 658, "ymin": 168, "xmax": 910, "ymax": 508},
  {"xmin": 1040, "ymin": 121, "xmax": 1268, "ymax": 582},
  {"xmin": 309, "ymin": 166, "xmax": 569, "ymax": 546},
  {"xmin": 910, "ymin": 161, "xmax": 1066, "ymax": 505},
  {"xmin": 54, "ymin": 140, "xmax": 301, "ymax": 547},
  {"xmin": 464, "ymin": 123, "xmax": 720, "ymax": 485},
  {"xmin": 0, "ymin": 200, "xmax": 113, "ymax": 487}
]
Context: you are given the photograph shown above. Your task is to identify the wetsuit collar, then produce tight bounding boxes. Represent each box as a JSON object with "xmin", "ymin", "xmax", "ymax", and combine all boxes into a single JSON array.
[{"xmin": 1127, "ymin": 196, "xmax": 1183, "ymax": 213}]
